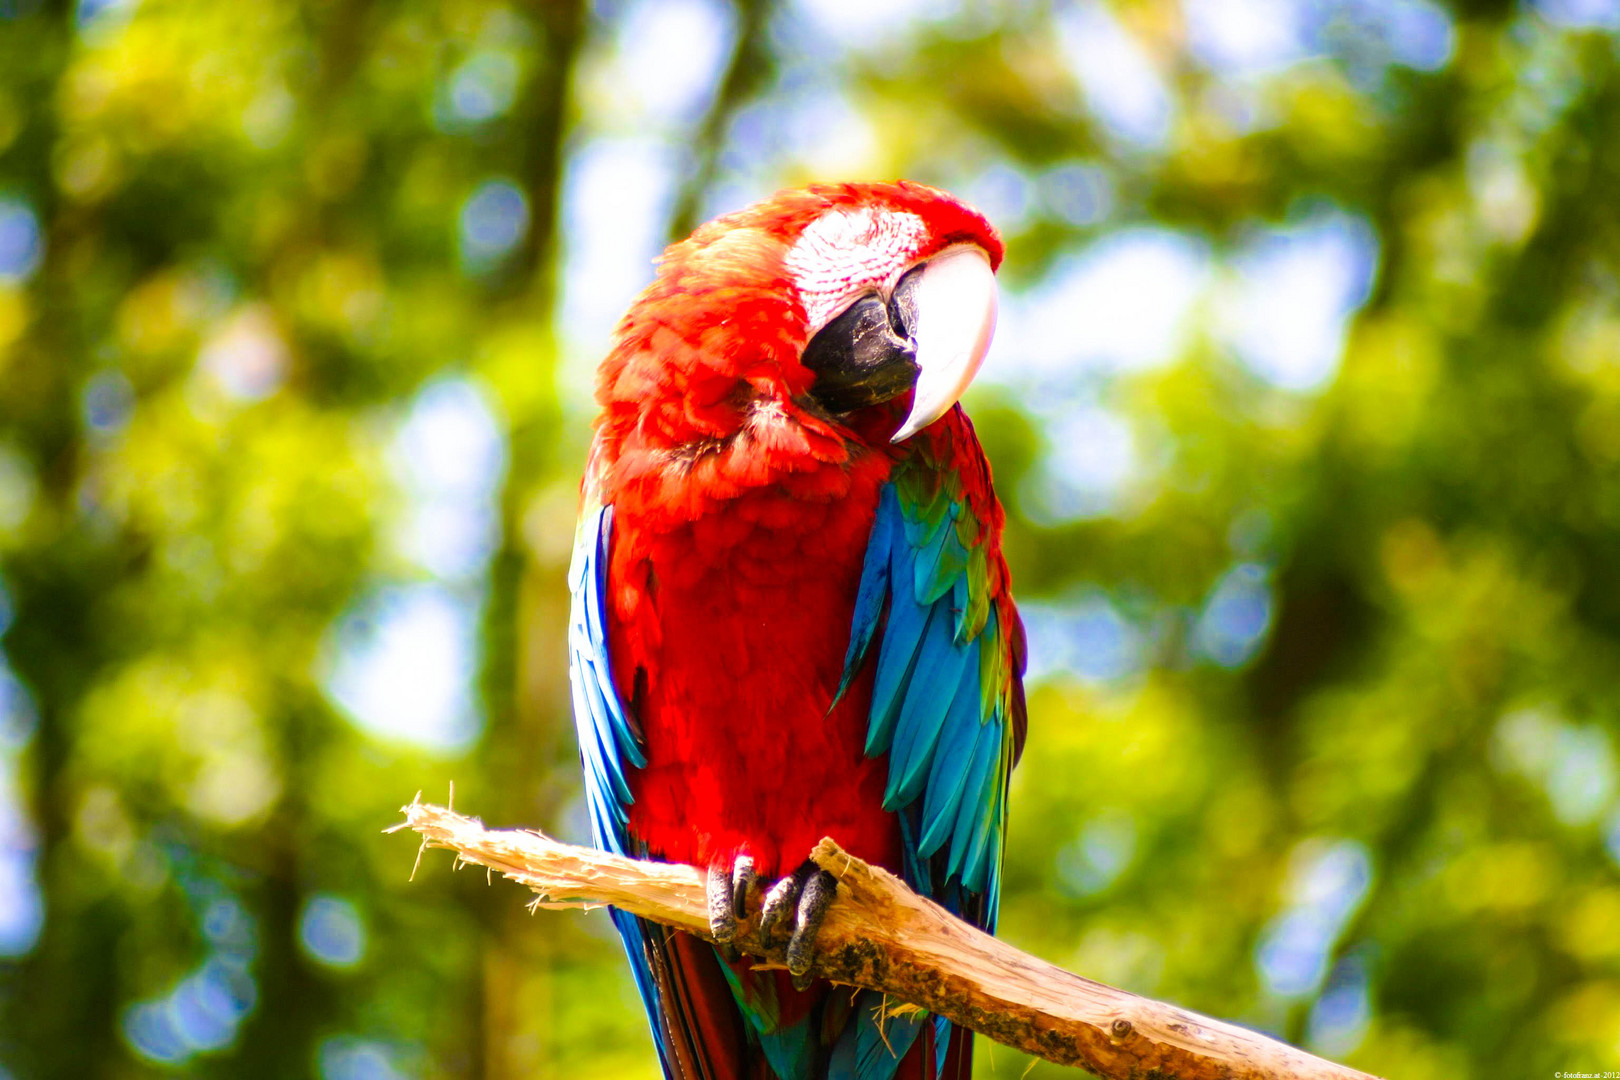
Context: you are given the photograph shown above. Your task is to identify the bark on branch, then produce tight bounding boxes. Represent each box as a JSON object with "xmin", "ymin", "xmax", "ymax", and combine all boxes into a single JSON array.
[{"xmin": 391, "ymin": 796, "xmax": 1381, "ymax": 1080}]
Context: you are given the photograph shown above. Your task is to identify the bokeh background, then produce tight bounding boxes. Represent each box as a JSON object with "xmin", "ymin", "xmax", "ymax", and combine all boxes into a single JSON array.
[{"xmin": 2, "ymin": 0, "xmax": 1619, "ymax": 1076}]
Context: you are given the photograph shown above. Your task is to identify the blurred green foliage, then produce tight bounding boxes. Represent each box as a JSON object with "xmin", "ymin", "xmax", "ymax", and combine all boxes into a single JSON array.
[{"xmin": 1, "ymin": 0, "xmax": 1619, "ymax": 1078}]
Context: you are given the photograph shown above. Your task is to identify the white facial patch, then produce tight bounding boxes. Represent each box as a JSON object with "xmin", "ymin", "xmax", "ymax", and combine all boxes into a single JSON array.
[{"xmin": 784, "ymin": 207, "xmax": 930, "ymax": 334}]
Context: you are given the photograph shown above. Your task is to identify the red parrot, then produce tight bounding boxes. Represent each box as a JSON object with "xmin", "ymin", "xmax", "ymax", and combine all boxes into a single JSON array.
[{"xmin": 569, "ymin": 181, "xmax": 1026, "ymax": 1080}]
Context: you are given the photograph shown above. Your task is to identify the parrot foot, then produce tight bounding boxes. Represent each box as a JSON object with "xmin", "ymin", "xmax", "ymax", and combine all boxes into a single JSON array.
[
  {"xmin": 759, "ymin": 860, "xmax": 837, "ymax": 991},
  {"xmin": 707, "ymin": 855, "xmax": 757, "ymax": 960}
]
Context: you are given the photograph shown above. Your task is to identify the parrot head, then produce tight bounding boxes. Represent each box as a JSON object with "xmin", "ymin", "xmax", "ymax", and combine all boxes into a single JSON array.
[
  {"xmin": 762, "ymin": 181, "xmax": 1002, "ymax": 442},
  {"xmin": 594, "ymin": 181, "xmax": 1002, "ymax": 491}
]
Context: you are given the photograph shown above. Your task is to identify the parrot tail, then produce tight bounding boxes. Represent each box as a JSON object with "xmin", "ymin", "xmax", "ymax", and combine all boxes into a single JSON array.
[{"xmin": 618, "ymin": 912, "xmax": 973, "ymax": 1080}]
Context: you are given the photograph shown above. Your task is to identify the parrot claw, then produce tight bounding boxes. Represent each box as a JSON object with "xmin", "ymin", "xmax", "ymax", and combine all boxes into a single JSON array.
[
  {"xmin": 759, "ymin": 862, "xmax": 814, "ymax": 941},
  {"xmin": 758, "ymin": 860, "xmax": 837, "ymax": 987},
  {"xmin": 712, "ymin": 857, "xmax": 836, "ymax": 980},
  {"xmin": 708, "ymin": 855, "xmax": 758, "ymax": 958},
  {"xmin": 730, "ymin": 855, "xmax": 756, "ymax": 921},
  {"xmin": 786, "ymin": 868, "xmax": 835, "ymax": 988},
  {"xmin": 708, "ymin": 864, "xmax": 737, "ymax": 944}
]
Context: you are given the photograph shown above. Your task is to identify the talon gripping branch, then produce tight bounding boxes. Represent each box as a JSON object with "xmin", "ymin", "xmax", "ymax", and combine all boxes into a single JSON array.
[{"xmin": 569, "ymin": 182, "xmax": 1028, "ymax": 1080}]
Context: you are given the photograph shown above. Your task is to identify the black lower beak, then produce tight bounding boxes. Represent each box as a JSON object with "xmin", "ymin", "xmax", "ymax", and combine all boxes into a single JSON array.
[{"xmin": 801, "ymin": 293, "xmax": 919, "ymax": 415}]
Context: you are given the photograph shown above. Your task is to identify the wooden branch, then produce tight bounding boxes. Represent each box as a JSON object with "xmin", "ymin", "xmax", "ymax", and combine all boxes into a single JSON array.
[{"xmin": 392, "ymin": 796, "xmax": 1381, "ymax": 1080}]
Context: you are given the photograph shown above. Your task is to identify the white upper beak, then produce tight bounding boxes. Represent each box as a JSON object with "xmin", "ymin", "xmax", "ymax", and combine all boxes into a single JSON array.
[{"xmin": 891, "ymin": 245, "xmax": 999, "ymax": 443}]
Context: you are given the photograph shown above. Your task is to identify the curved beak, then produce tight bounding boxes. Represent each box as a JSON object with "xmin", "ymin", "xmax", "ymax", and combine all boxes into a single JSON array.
[{"xmin": 891, "ymin": 245, "xmax": 999, "ymax": 443}]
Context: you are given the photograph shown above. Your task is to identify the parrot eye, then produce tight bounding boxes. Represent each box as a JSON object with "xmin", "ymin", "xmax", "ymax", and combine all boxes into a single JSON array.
[
  {"xmin": 888, "ymin": 263, "xmax": 925, "ymax": 339},
  {"xmin": 801, "ymin": 279, "xmax": 922, "ymax": 415}
]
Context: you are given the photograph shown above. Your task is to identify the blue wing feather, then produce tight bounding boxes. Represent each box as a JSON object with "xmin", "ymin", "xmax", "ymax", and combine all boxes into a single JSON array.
[
  {"xmin": 900, "ymin": 494, "xmax": 944, "ymax": 550},
  {"xmin": 581, "ymin": 664, "xmax": 634, "ymax": 810},
  {"xmin": 837, "ymin": 462, "xmax": 1021, "ymax": 1080},
  {"xmin": 569, "ymin": 503, "xmax": 646, "ymax": 859},
  {"xmin": 915, "ymin": 669, "xmax": 984, "ymax": 856},
  {"xmin": 883, "ymin": 613, "xmax": 971, "ymax": 809},
  {"xmin": 945, "ymin": 715, "xmax": 999, "ymax": 884},
  {"xmin": 828, "ymin": 993, "xmax": 926, "ymax": 1080},
  {"xmin": 960, "ymin": 720, "xmax": 1004, "ymax": 891},
  {"xmin": 985, "ymin": 784, "xmax": 1008, "ymax": 930},
  {"xmin": 841, "ymin": 483, "xmax": 1015, "ymax": 896},
  {"xmin": 910, "ymin": 516, "xmax": 953, "ymax": 604},
  {"xmin": 837, "ymin": 494, "xmax": 896, "ymax": 702},
  {"xmin": 865, "ymin": 542, "xmax": 930, "ymax": 756},
  {"xmin": 570, "ymin": 503, "xmax": 675, "ymax": 1068}
]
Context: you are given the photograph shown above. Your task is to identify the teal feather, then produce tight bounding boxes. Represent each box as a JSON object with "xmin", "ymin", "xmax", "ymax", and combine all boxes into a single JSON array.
[
  {"xmin": 897, "ymin": 807, "xmax": 933, "ymax": 897},
  {"xmin": 715, "ymin": 949, "xmax": 822, "ymax": 1080},
  {"xmin": 839, "ymin": 447, "xmax": 1021, "ymax": 1080},
  {"xmin": 951, "ymin": 575, "xmax": 971, "ymax": 642},
  {"xmin": 828, "ymin": 992, "xmax": 925, "ymax": 1080},
  {"xmin": 837, "ymin": 487, "xmax": 897, "ymax": 701},
  {"xmin": 866, "ymin": 563, "xmax": 928, "ymax": 757},
  {"xmin": 960, "ymin": 718, "xmax": 1004, "ymax": 892},
  {"xmin": 945, "ymin": 719, "xmax": 999, "ymax": 881},
  {"xmin": 915, "ymin": 666, "xmax": 983, "ymax": 856},
  {"xmin": 914, "ymin": 521, "xmax": 970, "ymax": 606},
  {"xmin": 757, "ymin": 1017, "xmax": 815, "ymax": 1080},
  {"xmin": 910, "ymin": 514, "xmax": 953, "ymax": 603},
  {"xmin": 985, "ymin": 797, "xmax": 1007, "ymax": 931},
  {"xmin": 883, "ymin": 609, "xmax": 971, "ymax": 809},
  {"xmin": 902, "ymin": 504, "xmax": 947, "ymax": 554}
]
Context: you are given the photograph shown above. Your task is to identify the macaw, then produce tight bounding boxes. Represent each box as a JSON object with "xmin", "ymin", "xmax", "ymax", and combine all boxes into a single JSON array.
[{"xmin": 568, "ymin": 180, "xmax": 1026, "ymax": 1080}]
